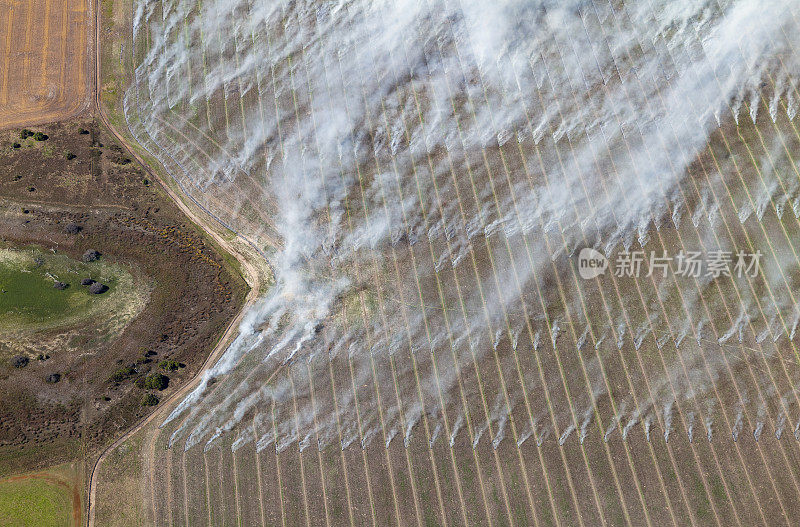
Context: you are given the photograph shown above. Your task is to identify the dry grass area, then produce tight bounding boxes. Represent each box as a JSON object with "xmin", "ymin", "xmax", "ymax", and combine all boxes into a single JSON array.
[{"xmin": 0, "ymin": 0, "xmax": 90, "ymax": 130}]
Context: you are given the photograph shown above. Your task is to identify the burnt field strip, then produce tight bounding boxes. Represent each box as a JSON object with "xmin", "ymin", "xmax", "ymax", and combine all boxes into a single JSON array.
[
  {"xmin": 0, "ymin": 0, "xmax": 90, "ymax": 129},
  {"xmin": 97, "ymin": 0, "xmax": 800, "ymax": 525}
]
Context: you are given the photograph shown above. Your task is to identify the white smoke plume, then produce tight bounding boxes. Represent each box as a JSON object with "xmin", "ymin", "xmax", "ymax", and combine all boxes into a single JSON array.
[{"xmin": 124, "ymin": 0, "xmax": 800, "ymax": 451}]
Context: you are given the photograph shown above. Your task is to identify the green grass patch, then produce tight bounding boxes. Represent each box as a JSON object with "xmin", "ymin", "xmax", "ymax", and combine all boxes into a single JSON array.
[
  {"xmin": 0, "ymin": 476, "xmax": 75, "ymax": 527},
  {"xmin": 0, "ymin": 246, "xmax": 144, "ymax": 334}
]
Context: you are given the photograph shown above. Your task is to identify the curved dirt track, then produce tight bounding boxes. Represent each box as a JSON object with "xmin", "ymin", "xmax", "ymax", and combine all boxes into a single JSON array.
[{"xmin": 84, "ymin": 0, "xmax": 268, "ymax": 525}]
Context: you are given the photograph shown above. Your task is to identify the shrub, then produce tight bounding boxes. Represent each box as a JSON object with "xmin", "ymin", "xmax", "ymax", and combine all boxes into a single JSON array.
[
  {"xmin": 159, "ymin": 360, "xmax": 183, "ymax": 372},
  {"xmin": 45, "ymin": 373, "xmax": 61, "ymax": 384},
  {"xmin": 19, "ymin": 129, "xmax": 33, "ymax": 140},
  {"xmin": 12, "ymin": 142, "xmax": 20, "ymax": 149},
  {"xmin": 11, "ymin": 355, "xmax": 29, "ymax": 368},
  {"xmin": 80, "ymin": 278, "xmax": 94, "ymax": 286},
  {"xmin": 53, "ymin": 281, "xmax": 68, "ymax": 290},
  {"xmin": 64, "ymin": 223, "xmax": 82, "ymax": 234},
  {"xmin": 82, "ymin": 249, "xmax": 101, "ymax": 262},
  {"xmin": 141, "ymin": 393, "xmax": 159, "ymax": 406},
  {"xmin": 78, "ymin": 128, "xmax": 90, "ymax": 135},
  {"xmin": 143, "ymin": 373, "xmax": 169, "ymax": 391},
  {"xmin": 88, "ymin": 282, "xmax": 108, "ymax": 294},
  {"xmin": 65, "ymin": 151, "xmax": 76, "ymax": 160},
  {"xmin": 33, "ymin": 132, "xmax": 48, "ymax": 141},
  {"xmin": 109, "ymin": 366, "xmax": 136, "ymax": 383}
]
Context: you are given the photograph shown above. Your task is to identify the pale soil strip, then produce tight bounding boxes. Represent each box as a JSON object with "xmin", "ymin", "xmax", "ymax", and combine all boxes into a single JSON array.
[
  {"xmin": 1, "ymin": 4, "xmax": 13, "ymax": 106},
  {"xmin": 588, "ymin": 2, "xmax": 788, "ymax": 520},
  {"xmin": 304, "ymin": 361, "xmax": 332, "ymax": 527},
  {"xmin": 182, "ymin": 450, "xmax": 191, "ymax": 527},
  {"xmin": 570, "ymin": 6, "xmax": 758, "ymax": 523},
  {"xmin": 288, "ymin": 372, "xmax": 314, "ymax": 527},
  {"xmin": 232, "ymin": 446, "xmax": 243, "ymax": 526},
  {"xmin": 387, "ymin": 41, "xmax": 547, "ymax": 527},
  {"xmin": 439, "ymin": 6, "xmax": 663, "ymax": 526},
  {"xmin": 302, "ymin": 12, "xmax": 432, "ymax": 527},
  {"xmin": 272, "ymin": 401, "xmax": 287, "ymax": 527},
  {"xmin": 56, "ymin": 0, "xmax": 68, "ymax": 105},
  {"xmin": 252, "ymin": 416, "xmax": 268, "ymax": 527},
  {"xmin": 543, "ymin": 5, "xmax": 727, "ymax": 524},
  {"xmin": 166, "ymin": 430, "xmax": 175, "ymax": 526},
  {"xmin": 488, "ymin": 23, "xmax": 673, "ymax": 526},
  {"xmin": 21, "ymin": 0, "xmax": 33, "ymax": 99},
  {"xmin": 203, "ymin": 451, "xmax": 214, "ymax": 526},
  {"xmin": 410, "ymin": 10, "xmax": 599, "ymax": 525}
]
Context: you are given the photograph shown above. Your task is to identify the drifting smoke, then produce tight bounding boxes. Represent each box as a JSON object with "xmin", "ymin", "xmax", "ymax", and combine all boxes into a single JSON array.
[{"xmin": 125, "ymin": 0, "xmax": 800, "ymax": 451}]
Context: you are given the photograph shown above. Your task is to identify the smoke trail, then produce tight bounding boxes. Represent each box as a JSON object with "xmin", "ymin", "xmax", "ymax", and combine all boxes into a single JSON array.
[{"xmin": 125, "ymin": 0, "xmax": 800, "ymax": 452}]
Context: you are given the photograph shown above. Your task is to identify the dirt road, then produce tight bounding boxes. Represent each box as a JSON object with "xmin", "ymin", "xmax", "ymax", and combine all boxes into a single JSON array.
[{"xmin": 85, "ymin": 1, "xmax": 269, "ymax": 525}]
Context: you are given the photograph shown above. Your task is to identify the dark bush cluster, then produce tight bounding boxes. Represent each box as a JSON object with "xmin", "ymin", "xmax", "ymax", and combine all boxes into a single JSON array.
[
  {"xmin": 82, "ymin": 249, "xmax": 101, "ymax": 262},
  {"xmin": 19, "ymin": 129, "xmax": 33, "ymax": 140},
  {"xmin": 142, "ymin": 373, "xmax": 169, "ymax": 391},
  {"xmin": 88, "ymin": 282, "xmax": 108, "ymax": 294},
  {"xmin": 11, "ymin": 355, "xmax": 29, "ymax": 369},
  {"xmin": 64, "ymin": 223, "xmax": 82, "ymax": 234},
  {"xmin": 80, "ymin": 278, "xmax": 94, "ymax": 286},
  {"xmin": 45, "ymin": 373, "xmax": 61, "ymax": 384},
  {"xmin": 65, "ymin": 151, "xmax": 76, "ymax": 160},
  {"xmin": 53, "ymin": 281, "xmax": 68, "ymax": 290},
  {"xmin": 33, "ymin": 132, "xmax": 48, "ymax": 141}
]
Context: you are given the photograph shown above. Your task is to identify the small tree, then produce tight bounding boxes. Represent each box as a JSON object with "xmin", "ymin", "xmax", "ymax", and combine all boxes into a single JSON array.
[{"xmin": 143, "ymin": 373, "xmax": 169, "ymax": 391}]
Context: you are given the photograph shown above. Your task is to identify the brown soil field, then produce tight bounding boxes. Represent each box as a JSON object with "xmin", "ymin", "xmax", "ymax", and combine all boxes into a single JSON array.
[
  {"xmin": 0, "ymin": 118, "xmax": 247, "ymax": 476},
  {"xmin": 0, "ymin": 0, "xmax": 90, "ymax": 130}
]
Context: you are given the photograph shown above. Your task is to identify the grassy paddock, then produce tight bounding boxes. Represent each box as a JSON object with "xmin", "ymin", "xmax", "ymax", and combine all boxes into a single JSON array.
[{"xmin": 0, "ymin": 463, "xmax": 81, "ymax": 527}]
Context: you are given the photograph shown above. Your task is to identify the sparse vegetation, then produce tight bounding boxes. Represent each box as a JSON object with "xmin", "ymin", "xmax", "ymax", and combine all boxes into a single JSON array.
[
  {"xmin": 141, "ymin": 393, "xmax": 159, "ymax": 406},
  {"xmin": 158, "ymin": 360, "xmax": 183, "ymax": 372},
  {"xmin": 109, "ymin": 366, "xmax": 136, "ymax": 383}
]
